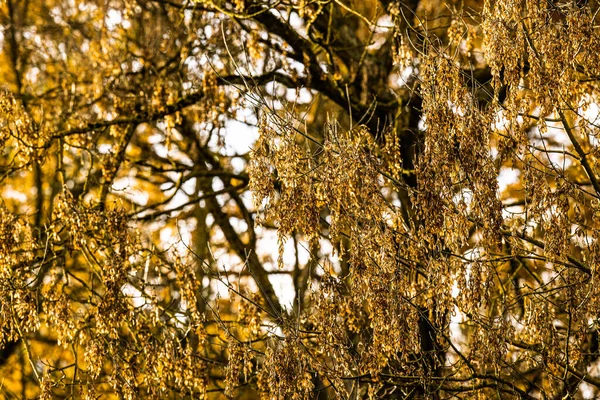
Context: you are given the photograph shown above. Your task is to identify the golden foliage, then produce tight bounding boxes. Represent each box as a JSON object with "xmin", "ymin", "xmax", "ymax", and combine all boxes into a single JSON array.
[{"xmin": 1, "ymin": 0, "xmax": 600, "ymax": 398}]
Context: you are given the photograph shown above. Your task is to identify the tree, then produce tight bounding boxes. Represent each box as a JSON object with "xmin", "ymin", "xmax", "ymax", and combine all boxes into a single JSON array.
[{"xmin": 1, "ymin": 0, "xmax": 600, "ymax": 398}]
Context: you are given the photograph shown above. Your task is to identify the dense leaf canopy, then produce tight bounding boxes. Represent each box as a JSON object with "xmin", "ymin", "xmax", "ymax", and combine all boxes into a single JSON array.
[{"xmin": 1, "ymin": 0, "xmax": 600, "ymax": 398}]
